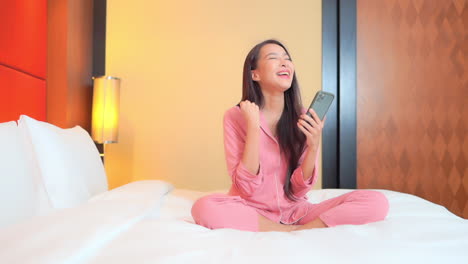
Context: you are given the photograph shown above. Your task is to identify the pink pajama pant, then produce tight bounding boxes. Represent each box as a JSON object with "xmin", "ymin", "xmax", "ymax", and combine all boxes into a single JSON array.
[{"xmin": 191, "ymin": 190, "xmax": 389, "ymax": 232}]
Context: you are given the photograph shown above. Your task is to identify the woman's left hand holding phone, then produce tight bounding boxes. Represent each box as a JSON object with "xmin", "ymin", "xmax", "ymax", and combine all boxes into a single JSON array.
[
  {"xmin": 298, "ymin": 108, "xmax": 325, "ymax": 152},
  {"xmin": 297, "ymin": 109, "xmax": 326, "ymax": 180}
]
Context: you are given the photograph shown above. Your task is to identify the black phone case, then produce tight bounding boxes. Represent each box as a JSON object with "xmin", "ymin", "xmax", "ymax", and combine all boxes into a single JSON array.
[{"xmin": 306, "ymin": 91, "xmax": 335, "ymax": 120}]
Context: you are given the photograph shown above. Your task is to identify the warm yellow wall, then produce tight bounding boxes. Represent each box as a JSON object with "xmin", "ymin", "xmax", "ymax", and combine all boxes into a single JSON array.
[{"xmin": 105, "ymin": 0, "xmax": 322, "ymax": 191}]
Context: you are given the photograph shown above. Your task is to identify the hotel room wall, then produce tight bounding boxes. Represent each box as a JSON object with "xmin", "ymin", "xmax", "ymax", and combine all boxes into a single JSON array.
[{"xmin": 105, "ymin": 0, "xmax": 323, "ymax": 190}]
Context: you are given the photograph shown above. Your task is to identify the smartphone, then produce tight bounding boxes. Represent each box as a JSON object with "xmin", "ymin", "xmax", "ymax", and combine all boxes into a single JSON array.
[{"xmin": 306, "ymin": 91, "xmax": 335, "ymax": 120}]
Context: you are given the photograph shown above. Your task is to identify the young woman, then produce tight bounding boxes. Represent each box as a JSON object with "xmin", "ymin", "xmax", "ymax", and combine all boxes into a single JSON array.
[{"xmin": 191, "ymin": 39, "xmax": 389, "ymax": 232}]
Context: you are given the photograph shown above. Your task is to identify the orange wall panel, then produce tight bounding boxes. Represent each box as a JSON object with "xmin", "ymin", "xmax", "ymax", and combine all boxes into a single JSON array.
[
  {"xmin": 0, "ymin": 0, "xmax": 47, "ymax": 79},
  {"xmin": 0, "ymin": 65, "xmax": 46, "ymax": 122},
  {"xmin": 0, "ymin": 0, "xmax": 47, "ymax": 122}
]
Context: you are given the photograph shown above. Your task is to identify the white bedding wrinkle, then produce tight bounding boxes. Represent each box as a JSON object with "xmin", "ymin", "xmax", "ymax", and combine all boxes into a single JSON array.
[{"xmin": 1, "ymin": 183, "xmax": 467, "ymax": 264}]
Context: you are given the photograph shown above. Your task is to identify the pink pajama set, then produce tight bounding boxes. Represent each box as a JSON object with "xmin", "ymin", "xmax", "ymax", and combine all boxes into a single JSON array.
[{"xmin": 191, "ymin": 106, "xmax": 389, "ymax": 232}]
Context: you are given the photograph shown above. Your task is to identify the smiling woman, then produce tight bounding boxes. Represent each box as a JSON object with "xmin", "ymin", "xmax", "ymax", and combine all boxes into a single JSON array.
[
  {"xmin": 240, "ymin": 40, "xmax": 306, "ymax": 203},
  {"xmin": 190, "ymin": 39, "xmax": 389, "ymax": 232}
]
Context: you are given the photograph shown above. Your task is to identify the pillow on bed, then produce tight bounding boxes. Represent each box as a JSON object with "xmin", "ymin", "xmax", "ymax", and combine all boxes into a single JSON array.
[
  {"xmin": 18, "ymin": 115, "xmax": 108, "ymax": 209},
  {"xmin": 0, "ymin": 121, "xmax": 52, "ymax": 228}
]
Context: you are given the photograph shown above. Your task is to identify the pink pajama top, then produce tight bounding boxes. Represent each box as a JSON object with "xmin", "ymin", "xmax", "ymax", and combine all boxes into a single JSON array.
[{"xmin": 223, "ymin": 106, "xmax": 319, "ymax": 224}]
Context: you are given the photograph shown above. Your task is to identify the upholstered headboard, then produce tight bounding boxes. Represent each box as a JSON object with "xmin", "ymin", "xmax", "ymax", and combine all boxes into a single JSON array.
[{"xmin": 0, "ymin": 0, "xmax": 47, "ymax": 123}]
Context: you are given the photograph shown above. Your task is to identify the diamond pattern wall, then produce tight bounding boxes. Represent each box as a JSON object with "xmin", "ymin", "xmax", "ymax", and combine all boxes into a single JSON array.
[{"xmin": 357, "ymin": 0, "xmax": 468, "ymax": 218}]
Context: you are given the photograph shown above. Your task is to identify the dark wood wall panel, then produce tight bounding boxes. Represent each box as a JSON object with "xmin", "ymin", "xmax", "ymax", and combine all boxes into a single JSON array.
[
  {"xmin": 47, "ymin": 0, "xmax": 94, "ymax": 131},
  {"xmin": 357, "ymin": 0, "xmax": 468, "ymax": 218}
]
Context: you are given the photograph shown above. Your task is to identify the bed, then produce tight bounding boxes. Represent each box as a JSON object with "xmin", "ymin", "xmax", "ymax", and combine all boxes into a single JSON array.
[
  {"xmin": 1, "ymin": 181, "xmax": 468, "ymax": 263},
  {"xmin": 1, "ymin": 116, "xmax": 468, "ymax": 264}
]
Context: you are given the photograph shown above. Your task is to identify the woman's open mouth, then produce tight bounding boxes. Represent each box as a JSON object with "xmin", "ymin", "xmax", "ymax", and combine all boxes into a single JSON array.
[{"xmin": 277, "ymin": 70, "xmax": 291, "ymax": 79}]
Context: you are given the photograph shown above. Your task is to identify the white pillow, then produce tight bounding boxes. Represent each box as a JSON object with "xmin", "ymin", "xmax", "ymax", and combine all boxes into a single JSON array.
[
  {"xmin": 18, "ymin": 115, "xmax": 108, "ymax": 209},
  {"xmin": 0, "ymin": 121, "xmax": 51, "ymax": 228}
]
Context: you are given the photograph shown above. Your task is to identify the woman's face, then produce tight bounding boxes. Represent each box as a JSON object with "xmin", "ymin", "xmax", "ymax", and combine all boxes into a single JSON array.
[{"xmin": 252, "ymin": 43, "xmax": 295, "ymax": 93}]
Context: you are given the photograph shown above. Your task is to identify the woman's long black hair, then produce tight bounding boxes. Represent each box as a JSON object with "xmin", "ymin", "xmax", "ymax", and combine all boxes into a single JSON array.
[{"xmin": 241, "ymin": 39, "xmax": 306, "ymax": 201}]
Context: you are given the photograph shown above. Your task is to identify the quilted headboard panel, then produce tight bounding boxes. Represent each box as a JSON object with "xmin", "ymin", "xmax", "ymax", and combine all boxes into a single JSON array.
[{"xmin": 0, "ymin": 0, "xmax": 47, "ymax": 122}]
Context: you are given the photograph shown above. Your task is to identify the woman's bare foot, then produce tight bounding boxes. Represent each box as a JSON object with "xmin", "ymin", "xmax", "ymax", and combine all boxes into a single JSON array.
[
  {"xmin": 257, "ymin": 214, "xmax": 300, "ymax": 232},
  {"xmin": 293, "ymin": 218, "xmax": 327, "ymax": 231},
  {"xmin": 257, "ymin": 215, "xmax": 327, "ymax": 232}
]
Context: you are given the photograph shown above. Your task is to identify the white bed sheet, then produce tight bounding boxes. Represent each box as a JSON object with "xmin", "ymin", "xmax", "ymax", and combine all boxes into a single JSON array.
[{"xmin": 1, "ymin": 181, "xmax": 467, "ymax": 264}]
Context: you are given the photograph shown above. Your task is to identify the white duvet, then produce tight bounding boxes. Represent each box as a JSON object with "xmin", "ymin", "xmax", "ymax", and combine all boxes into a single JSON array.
[{"xmin": 1, "ymin": 180, "xmax": 467, "ymax": 264}]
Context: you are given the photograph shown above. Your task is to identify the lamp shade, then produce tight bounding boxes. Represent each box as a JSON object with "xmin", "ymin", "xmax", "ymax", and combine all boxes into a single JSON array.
[{"xmin": 91, "ymin": 76, "xmax": 120, "ymax": 144}]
